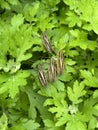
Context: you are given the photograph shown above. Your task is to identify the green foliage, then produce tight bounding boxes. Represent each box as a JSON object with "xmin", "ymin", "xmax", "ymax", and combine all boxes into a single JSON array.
[
  {"xmin": 67, "ymin": 81, "xmax": 86, "ymax": 104},
  {"xmin": 0, "ymin": 70, "xmax": 30, "ymax": 98},
  {"xmin": 0, "ymin": 113, "xmax": 8, "ymax": 130},
  {"xmin": 0, "ymin": 0, "xmax": 19, "ymax": 9},
  {"xmin": 0, "ymin": 0, "xmax": 98, "ymax": 130}
]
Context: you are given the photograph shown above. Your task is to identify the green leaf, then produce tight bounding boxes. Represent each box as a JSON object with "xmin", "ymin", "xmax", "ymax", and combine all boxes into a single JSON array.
[
  {"xmin": 35, "ymin": 2, "xmax": 56, "ymax": 31},
  {"xmin": 69, "ymin": 30, "xmax": 96, "ymax": 50},
  {"xmin": 91, "ymin": 2, "xmax": 98, "ymax": 34},
  {"xmin": 3, "ymin": 59, "xmax": 20, "ymax": 73},
  {"xmin": 67, "ymin": 50, "xmax": 79, "ymax": 57},
  {"xmin": 66, "ymin": 11, "xmax": 82, "ymax": 27},
  {"xmin": 94, "ymin": 103, "xmax": 98, "ymax": 110},
  {"xmin": 51, "ymin": 27, "xmax": 68, "ymax": 48},
  {"xmin": 44, "ymin": 119, "xmax": 65, "ymax": 130},
  {"xmin": 44, "ymin": 91, "xmax": 66, "ymax": 107},
  {"xmin": 9, "ymin": 71, "xmax": 30, "ymax": 98},
  {"xmin": 80, "ymin": 70, "xmax": 98, "ymax": 87},
  {"xmin": 88, "ymin": 116, "xmax": 97, "ymax": 130},
  {"xmin": 68, "ymin": 105, "xmax": 78, "ymax": 115},
  {"xmin": 0, "ymin": 70, "xmax": 30, "ymax": 98},
  {"xmin": 48, "ymin": 0, "xmax": 60, "ymax": 7},
  {"xmin": 57, "ymin": 35, "xmax": 67, "ymax": 50},
  {"xmin": 82, "ymin": 97, "xmax": 98, "ymax": 118},
  {"xmin": 63, "ymin": 0, "xmax": 78, "ymax": 10},
  {"xmin": 55, "ymin": 113, "xmax": 70, "ymax": 126},
  {"xmin": 11, "ymin": 14, "xmax": 24, "ymax": 29},
  {"xmin": 82, "ymin": 97, "xmax": 98, "ymax": 129},
  {"xmin": 10, "ymin": 118, "xmax": 40, "ymax": 130},
  {"xmin": 26, "ymin": 88, "xmax": 53, "ymax": 120},
  {"xmin": 0, "ymin": 113, "xmax": 8, "ymax": 130},
  {"xmin": 66, "ymin": 120, "xmax": 87, "ymax": 130},
  {"xmin": 54, "ymin": 80, "xmax": 65, "ymax": 92},
  {"xmin": 23, "ymin": 2, "xmax": 40, "ymax": 22},
  {"xmin": 66, "ymin": 58, "xmax": 76, "ymax": 65},
  {"xmin": 78, "ymin": 0, "xmax": 95, "ymax": 22},
  {"xmin": 48, "ymin": 98, "xmax": 68, "ymax": 118},
  {"xmin": 9, "ymin": 126, "xmax": 24, "ymax": 130},
  {"xmin": 22, "ymin": 119, "xmax": 40, "ymax": 130},
  {"xmin": 67, "ymin": 81, "xmax": 86, "ymax": 104},
  {"xmin": 10, "ymin": 25, "xmax": 33, "ymax": 62},
  {"xmin": 57, "ymin": 71, "xmax": 73, "ymax": 82},
  {"xmin": 0, "ymin": 1, "xmax": 10, "ymax": 9},
  {"xmin": 44, "ymin": 119, "xmax": 55, "ymax": 127},
  {"xmin": 66, "ymin": 66, "xmax": 76, "ymax": 74},
  {"xmin": 93, "ymin": 90, "xmax": 98, "ymax": 98},
  {"xmin": 7, "ymin": 0, "xmax": 18, "ymax": 5}
]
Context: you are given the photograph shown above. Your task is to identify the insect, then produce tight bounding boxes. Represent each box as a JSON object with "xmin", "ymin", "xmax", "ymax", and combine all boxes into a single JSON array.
[
  {"xmin": 42, "ymin": 32, "xmax": 53, "ymax": 53},
  {"xmin": 37, "ymin": 64, "xmax": 48, "ymax": 87},
  {"xmin": 56, "ymin": 51, "xmax": 64, "ymax": 75},
  {"xmin": 48, "ymin": 58, "xmax": 56, "ymax": 82}
]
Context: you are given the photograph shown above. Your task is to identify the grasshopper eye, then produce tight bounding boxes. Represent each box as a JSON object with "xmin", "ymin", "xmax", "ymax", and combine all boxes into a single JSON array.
[
  {"xmin": 42, "ymin": 32, "xmax": 53, "ymax": 54},
  {"xmin": 37, "ymin": 64, "xmax": 47, "ymax": 87}
]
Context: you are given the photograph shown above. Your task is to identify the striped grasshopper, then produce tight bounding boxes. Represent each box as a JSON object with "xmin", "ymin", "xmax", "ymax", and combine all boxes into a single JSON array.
[
  {"xmin": 37, "ymin": 64, "xmax": 48, "ymax": 87},
  {"xmin": 56, "ymin": 51, "xmax": 64, "ymax": 75},
  {"xmin": 42, "ymin": 32, "xmax": 53, "ymax": 54},
  {"xmin": 48, "ymin": 58, "xmax": 56, "ymax": 82}
]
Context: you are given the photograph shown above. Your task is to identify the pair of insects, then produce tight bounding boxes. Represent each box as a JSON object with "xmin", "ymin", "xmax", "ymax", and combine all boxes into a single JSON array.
[{"xmin": 37, "ymin": 32, "xmax": 64, "ymax": 87}]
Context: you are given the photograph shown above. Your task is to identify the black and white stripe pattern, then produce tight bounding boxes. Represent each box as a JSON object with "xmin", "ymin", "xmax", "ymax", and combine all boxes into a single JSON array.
[
  {"xmin": 37, "ymin": 64, "xmax": 47, "ymax": 87},
  {"xmin": 48, "ymin": 58, "xmax": 56, "ymax": 82}
]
